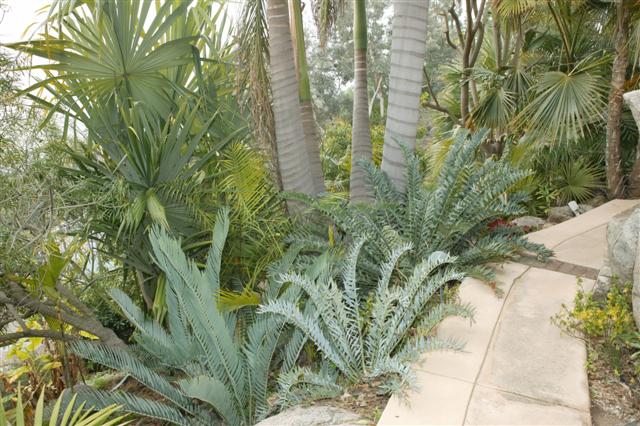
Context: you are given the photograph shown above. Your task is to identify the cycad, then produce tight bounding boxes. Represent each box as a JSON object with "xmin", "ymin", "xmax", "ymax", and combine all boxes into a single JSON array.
[
  {"xmin": 260, "ymin": 238, "xmax": 473, "ymax": 392},
  {"xmin": 289, "ymin": 128, "xmax": 551, "ymax": 283},
  {"xmin": 68, "ymin": 208, "xmax": 305, "ymax": 425}
]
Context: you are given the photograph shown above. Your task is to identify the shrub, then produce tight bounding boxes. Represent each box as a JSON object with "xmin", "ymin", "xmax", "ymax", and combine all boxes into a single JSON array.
[
  {"xmin": 554, "ymin": 280, "xmax": 640, "ymax": 377},
  {"xmin": 320, "ymin": 119, "xmax": 385, "ymax": 192},
  {"xmin": 0, "ymin": 387, "xmax": 126, "ymax": 426}
]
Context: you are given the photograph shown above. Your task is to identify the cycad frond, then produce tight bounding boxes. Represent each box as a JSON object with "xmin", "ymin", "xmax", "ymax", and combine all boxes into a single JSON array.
[
  {"xmin": 71, "ymin": 209, "xmax": 296, "ymax": 425},
  {"xmin": 288, "ymin": 128, "xmax": 551, "ymax": 287},
  {"xmin": 261, "ymin": 239, "xmax": 472, "ymax": 388}
]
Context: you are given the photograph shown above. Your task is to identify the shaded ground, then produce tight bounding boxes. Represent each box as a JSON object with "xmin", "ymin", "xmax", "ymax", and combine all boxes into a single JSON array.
[
  {"xmin": 588, "ymin": 340, "xmax": 639, "ymax": 425},
  {"xmin": 324, "ymin": 382, "xmax": 390, "ymax": 425}
]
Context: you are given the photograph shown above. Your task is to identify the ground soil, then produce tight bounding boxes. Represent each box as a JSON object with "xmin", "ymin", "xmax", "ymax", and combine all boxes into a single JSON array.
[
  {"xmin": 588, "ymin": 341, "xmax": 640, "ymax": 425},
  {"xmin": 323, "ymin": 381, "xmax": 390, "ymax": 425}
]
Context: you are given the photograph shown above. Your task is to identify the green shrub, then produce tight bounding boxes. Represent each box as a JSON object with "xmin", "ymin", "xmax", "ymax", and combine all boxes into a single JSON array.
[
  {"xmin": 0, "ymin": 388, "xmax": 126, "ymax": 426},
  {"xmin": 554, "ymin": 281, "xmax": 640, "ymax": 378},
  {"xmin": 320, "ymin": 119, "xmax": 385, "ymax": 192}
]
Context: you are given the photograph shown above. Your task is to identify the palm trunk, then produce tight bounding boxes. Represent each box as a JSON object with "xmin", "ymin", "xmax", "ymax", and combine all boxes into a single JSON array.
[
  {"xmin": 606, "ymin": 0, "xmax": 629, "ymax": 199},
  {"xmin": 291, "ymin": 0, "xmax": 325, "ymax": 195},
  {"xmin": 623, "ymin": 90, "xmax": 640, "ymax": 198},
  {"xmin": 267, "ymin": 0, "xmax": 316, "ymax": 207},
  {"xmin": 381, "ymin": 0, "xmax": 429, "ymax": 191},
  {"xmin": 350, "ymin": 0, "xmax": 372, "ymax": 203}
]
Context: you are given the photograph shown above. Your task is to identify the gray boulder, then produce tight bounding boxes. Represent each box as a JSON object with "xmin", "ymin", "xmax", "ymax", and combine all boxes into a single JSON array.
[
  {"xmin": 592, "ymin": 261, "xmax": 613, "ymax": 300},
  {"xmin": 606, "ymin": 207, "xmax": 640, "ymax": 284},
  {"xmin": 255, "ymin": 405, "xmax": 367, "ymax": 426},
  {"xmin": 634, "ymin": 245, "xmax": 640, "ymax": 330},
  {"xmin": 548, "ymin": 204, "xmax": 593, "ymax": 224},
  {"xmin": 511, "ymin": 216, "xmax": 545, "ymax": 230}
]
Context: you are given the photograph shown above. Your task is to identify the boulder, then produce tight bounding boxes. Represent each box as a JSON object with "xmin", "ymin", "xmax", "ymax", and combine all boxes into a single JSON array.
[
  {"xmin": 511, "ymin": 216, "xmax": 545, "ymax": 231},
  {"xmin": 592, "ymin": 261, "xmax": 613, "ymax": 300},
  {"xmin": 547, "ymin": 204, "xmax": 593, "ymax": 223},
  {"xmin": 548, "ymin": 206, "xmax": 574, "ymax": 223},
  {"xmin": 607, "ymin": 207, "xmax": 640, "ymax": 284},
  {"xmin": 586, "ymin": 194, "xmax": 607, "ymax": 208},
  {"xmin": 634, "ymin": 236, "xmax": 640, "ymax": 330},
  {"xmin": 255, "ymin": 405, "xmax": 367, "ymax": 426}
]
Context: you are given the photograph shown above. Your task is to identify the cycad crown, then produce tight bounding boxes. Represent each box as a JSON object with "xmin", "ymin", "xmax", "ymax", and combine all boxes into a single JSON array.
[
  {"xmin": 260, "ymin": 237, "xmax": 474, "ymax": 393},
  {"xmin": 289, "ymin": 128, "xmax": 552, "ymax": 284},
  {"xmin": 68, "ymin": 208, "xmax": 304, "ymax": 426}
]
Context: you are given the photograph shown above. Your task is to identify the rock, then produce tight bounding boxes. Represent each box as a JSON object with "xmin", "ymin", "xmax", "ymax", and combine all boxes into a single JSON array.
[
  {"xmin": 511, "ymin": 216, "xmax": 545, "ymax": 231},
  {"xmin": 633, "ymin": 235, "xmax": 640, "ymax": 330},
  {"xmin": 586, "ymin": 194, "xmax": 607, "ymax": 208},
  {"xmin": 547, "ymin": 204, "xmax": 594, "ymax": 224},
  {"xmin": 548, "ymin": 206, "xmax": 574, "ymax": 223},
  {"xmin": 607, "ymin": 207, "xmax": 640, "ymax": 284},
  {"xmin": 255, "ymin": 405, "xmax": 367, "ymax": 426},
  {"xmin": 593, "ymin": 261, "xmax": 613, "ymax": 300}
]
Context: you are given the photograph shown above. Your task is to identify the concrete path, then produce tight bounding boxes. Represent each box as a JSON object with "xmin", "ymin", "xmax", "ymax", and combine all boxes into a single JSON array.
[{"xmin": 378, "ymin": 199, "xmax": 640, "ymax": 426}]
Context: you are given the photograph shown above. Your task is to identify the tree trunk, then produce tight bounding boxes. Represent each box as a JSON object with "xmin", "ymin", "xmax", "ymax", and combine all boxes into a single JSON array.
[
  {"xmin": 623, "ymin": 90, "xmax": 640, "ymax": 198},
  {"xmin": 267, "ymin": 0, "xmax": 316, "ymax": 208},
  {"xmin": 291, "ymin": 0, "xmax": 325, "ymax": 195},
  {"xmin": 606, "ymin": 0, "xmax": 629, "ymax": 199},
  {"xmin": 350, "ymin": 0, "xmax": 372, "ymax": 203},
  {"xmin": 381, "ymin": 0, "xmax": 429, "ymax": 191}
]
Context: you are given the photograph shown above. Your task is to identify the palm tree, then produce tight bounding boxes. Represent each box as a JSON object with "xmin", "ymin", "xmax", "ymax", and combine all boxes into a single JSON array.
[
  {"xmin": 291, "ymin": 0, "xmax": 325, "ymax": 195},
  {"xmin": 349, "ymin": 0, "xmax": 372, "ymax": 203},
  {"xmin": 267, "ymin": 0, "xmax": 322, "ymax": 205},
  {"xmin": 381, "ymin": 0, "xmax": 429, "ymax": 191},
  {"xmin": 606, "ymin": 0, "xmax": 631, "ymax": 199},
  {"xmin": 9, "ymin": 0, "xmax": 248, "ymax": 311}
]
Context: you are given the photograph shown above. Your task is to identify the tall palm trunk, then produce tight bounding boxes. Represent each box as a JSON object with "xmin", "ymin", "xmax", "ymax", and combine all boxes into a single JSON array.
[
  {"xmin": 350, "ymin": 0, "xmax": 372, "ymax": 203},
  {"xmin": 381, "ymin": 0, "xmax": 429, "ymax": 191},
  {"xmin": 267, "ymin": 0, "xmax": 316, "ymax": 206},
  {"xmin": 606, "ymin": 0, "xmax": 629, "ymax": 199},
  {"xmin": 623, "ymin": 90, "xmax": 640, "ymax": 198},
  {"xmin": 291, "ymin": 0, "xmax": 325, "ymax": 195}
]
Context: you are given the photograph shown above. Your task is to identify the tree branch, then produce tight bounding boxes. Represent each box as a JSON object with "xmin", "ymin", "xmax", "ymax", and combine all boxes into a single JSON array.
[
  {"xmin": 0, "ymin": 330, "xmax": 74, "ymax": 347},
  {"xmin": 441, "ymin": 12, "xmax": 459, "ymax": 50}
]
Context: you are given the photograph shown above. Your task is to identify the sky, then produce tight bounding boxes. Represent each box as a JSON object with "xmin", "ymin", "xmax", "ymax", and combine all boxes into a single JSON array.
[{"xmin": 0, "ymin": 0, "xmax": 45, "ymax": 43}]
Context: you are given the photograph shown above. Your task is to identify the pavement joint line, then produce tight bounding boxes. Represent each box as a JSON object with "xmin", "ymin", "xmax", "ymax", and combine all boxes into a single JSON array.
[
  {"xmin": 410, "ymin": 368, "xmax": 476, "ymax": 385},
  {"xmin": 472, "ymin": 382, "xmax": 591, "ymax": 414},
  {"xmin": 517, "ymin": 256, "xmax": 599, "ymax": 280},
  {"xmin": 461, "ymin": 264, "xmax": 533, "ymax": 425}
]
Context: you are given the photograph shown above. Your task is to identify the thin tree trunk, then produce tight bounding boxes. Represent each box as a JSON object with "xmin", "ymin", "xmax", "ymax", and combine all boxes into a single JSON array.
[
  {"xmin": 349, "ymin": 0, "xmax": 372, "ymax": 203},
  {"xmin": 623, "ymin": 90, "xmax": 640, "ymax": 198},
  {"xmin": 606, "ymin": 0, "xmax": 629, "ymax": 199},
  {"xmin": 267, "ymin": 0, "xmax": 316, "ymax": 207},
  {"xmin": 381, "ymin": 0, "xmax": 429, "ymax": 191},
  {"xmin": 291, "ymin": 0, "xmax": 325, "ymax": 195}
]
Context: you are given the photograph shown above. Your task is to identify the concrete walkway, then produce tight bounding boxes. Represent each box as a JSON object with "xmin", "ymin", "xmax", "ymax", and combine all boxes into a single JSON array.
[{"xmin": 378, "ymin": 199, "xmax": 640, "ymax": 426}]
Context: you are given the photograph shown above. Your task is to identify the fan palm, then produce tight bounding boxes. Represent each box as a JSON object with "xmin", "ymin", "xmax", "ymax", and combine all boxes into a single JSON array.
[{"xmin": 8, "ymin": 0, "xmax": 249, "ymax": 309}]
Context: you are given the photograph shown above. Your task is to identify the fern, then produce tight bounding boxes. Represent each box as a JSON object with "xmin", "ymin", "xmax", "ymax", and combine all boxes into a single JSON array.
[
  {"xmin": 259, "ymin": 238, "xmax": 473, "ymax": 388},
  {"xmin": 288, "ymin": 128, "xmax": 552, "ymax": 285}
]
